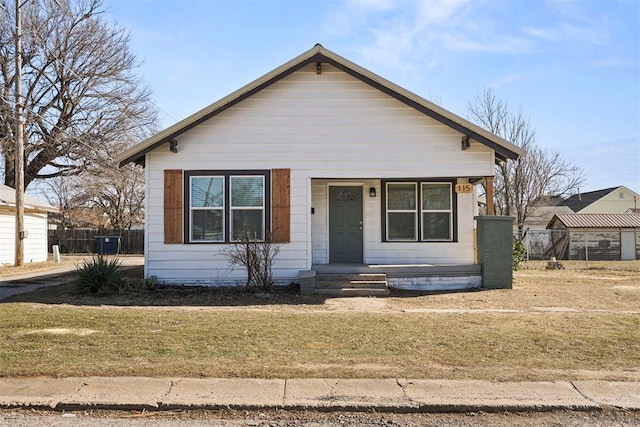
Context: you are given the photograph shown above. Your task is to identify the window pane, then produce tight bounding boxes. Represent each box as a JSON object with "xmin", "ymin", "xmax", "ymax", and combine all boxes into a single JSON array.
[
  {"xmin": 191, "ymin": 177, "xmax": 223, "ymax": 208},
  {"xmin": 423, "ymin": 212, "xmax": 451, "ymax": 240},
  {"xmin": 422, "ymin": 183, "xmax": 451, "ymax": 210},
  {"xmin": 191, "ymin": 210, "xmax": 223, "ymax": 241},
  {"xmin": 387, "ymin": 183, "xmax": 416, "ymax": 210},
  {"xmin": 231, "ymin": 176, "xmax": 264, "ymax": 207},
  {"xmin": 388, "ymin": 212, "xmax": 416, "ymax": 240},
  {"xmin": 232, "ymin": 209, "xmax": 264, "ymax": 240}
]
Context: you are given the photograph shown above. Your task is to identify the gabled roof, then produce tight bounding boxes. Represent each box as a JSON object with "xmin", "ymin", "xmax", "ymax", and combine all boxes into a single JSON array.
[
  {"xmin": 117, "ymin": 44, "xmax": 526, "ymax": 167},
  {"xmin": 558, "ymin": 187, "xmax": 620, "ymax": 212},
  {"xmin": 0, "ymin": 185, "xmax": 58, "ymax": 213},
  {"xmin": 548, "ymin": 213, "xmax": 640, "ymax": 229}
]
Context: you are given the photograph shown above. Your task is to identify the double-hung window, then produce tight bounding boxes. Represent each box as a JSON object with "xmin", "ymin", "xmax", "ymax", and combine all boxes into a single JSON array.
[
  {"xmin": 230, "ymin": 175, "xmax": 265, "ymax": 241},
  {"xmin": 384, "ymin": 180, "xmax": 454, "ymax": 242},
  {"xmin": 421, "ymin": 183, "xmax": 452, "ymax": 240},
  {"xmin": 187, "ymin": 171, "xmax": 269, "ymax": 243},
  {"xmin": 190, "ymin": 176, "xmax": 224, "ymax": 242}
]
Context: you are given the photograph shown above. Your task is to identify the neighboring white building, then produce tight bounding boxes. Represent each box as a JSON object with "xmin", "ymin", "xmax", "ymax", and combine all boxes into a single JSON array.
[
  {"xmin": 116, "ymin": 45, "xmax": 524, "ymax": 289},
  {"xmin": 0, "ymin": 185, "xmax": 57, "ymax": 265}
]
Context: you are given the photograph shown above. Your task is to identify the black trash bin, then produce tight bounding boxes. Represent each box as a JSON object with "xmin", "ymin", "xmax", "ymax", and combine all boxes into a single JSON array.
[{"xmin": 95, "ymin": 236, "xmax": 120, "ymax": 255}]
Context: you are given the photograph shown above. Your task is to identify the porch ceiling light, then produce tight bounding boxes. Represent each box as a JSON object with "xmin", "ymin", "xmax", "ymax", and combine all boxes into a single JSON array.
[{"xmin": 369, "ymin": 187, "xmax": 376, "ymax": 197}]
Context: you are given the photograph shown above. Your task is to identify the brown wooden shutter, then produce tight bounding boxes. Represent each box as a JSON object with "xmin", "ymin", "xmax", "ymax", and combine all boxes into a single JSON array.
[
  {"xmin": 271, "ymin": 168, "xmax": 290, "ymax": 243},
  {"xmin": 164, "ymin": 169, "xmax": 183, "ymax": 244}
]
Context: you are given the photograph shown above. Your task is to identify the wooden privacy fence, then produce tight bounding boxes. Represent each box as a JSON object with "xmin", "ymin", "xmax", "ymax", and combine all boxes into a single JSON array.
[{"xmin": 48, "ymin": 229, "xmax": 144, "ymax": 254}]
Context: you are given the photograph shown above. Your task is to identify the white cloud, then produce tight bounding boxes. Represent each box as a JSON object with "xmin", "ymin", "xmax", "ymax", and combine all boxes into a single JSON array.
[
  {"xmin": 590, "ymin": 56, "xmax": 634, "ymax": 68},
  {"xmin": 330, "ymin": 0, "xmax": 621, "ymax": 85},
  {"xmin": 525, "ymin": 21, "xmax": 609, "ymax": 46},
  {"xmin": 358, "ymin": 17, "xmax": 419, "ymax": 72},
  {"xmin": 489, "ymin": 73, "xmax": 524, "ymax": 90},
  {"xmin": 437, "ymin": 32, "xmax": 533, "ymax": 54},
  {"xmin": 347, "ymin": 0, "xmax": 396, "ymax": 11},
  {"xmin": 414, "ymin": 0, "xmax": 471, "ymax": 26}
]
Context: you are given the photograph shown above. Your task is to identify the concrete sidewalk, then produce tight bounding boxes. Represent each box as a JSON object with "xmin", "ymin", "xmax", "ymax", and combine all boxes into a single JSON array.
[{"xmin": 0, "ymin": 377, "xmax": 638, "ymax": 413}]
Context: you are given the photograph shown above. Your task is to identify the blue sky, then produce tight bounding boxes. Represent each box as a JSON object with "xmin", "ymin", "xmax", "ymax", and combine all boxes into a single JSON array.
[{"xmin": 106, "ymin": 0, "xmax": 639, "ymax": 193}]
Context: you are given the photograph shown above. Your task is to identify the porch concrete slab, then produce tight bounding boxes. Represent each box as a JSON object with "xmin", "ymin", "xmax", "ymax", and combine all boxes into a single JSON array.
[
  {"xmin": 401, "ymin": 379, "xmax": 599, "ymax": 411},
  {"xmin": 162, "ymin": 378, "xmax": 285, "ymax": 409},
  {"xmin": 60, "ymin": 377, "xmax": 171, "ymax": 409},
  {"xmin": 285, "ymin": 379, "xmax": 411, "ymax": 409},
  {"xmin": 0, "ymin": 377, "xmax": 84, "ymax": 408},
  {"xmin": 573, "ymin": 381, "xmax": 640, "ymax": 410}
]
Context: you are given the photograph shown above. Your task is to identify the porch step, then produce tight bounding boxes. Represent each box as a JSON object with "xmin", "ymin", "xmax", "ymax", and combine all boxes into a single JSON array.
[{"xmin": 315, "ymin": 273, "xmax": 389, "ymax": 297}]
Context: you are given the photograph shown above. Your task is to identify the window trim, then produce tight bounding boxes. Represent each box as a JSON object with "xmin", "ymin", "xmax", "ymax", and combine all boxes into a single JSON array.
[
  {"xmin": 381, "ymin": 179, "xmax": 457, "ymax": 243},
  {"xmin": 184, "ymin": 170, "xmax": 271, "ymax": 244}
]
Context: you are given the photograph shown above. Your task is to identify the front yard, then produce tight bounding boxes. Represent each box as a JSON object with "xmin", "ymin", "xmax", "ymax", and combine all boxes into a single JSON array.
[{"xmin": 0, "ymin": 260, "xmax": 638, "ymax": 381}]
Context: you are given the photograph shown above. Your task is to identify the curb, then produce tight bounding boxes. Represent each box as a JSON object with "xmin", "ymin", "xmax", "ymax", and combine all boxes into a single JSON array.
[{"xmin": 1, "ymin": 378, "xmax": 638, "ymax": 413}]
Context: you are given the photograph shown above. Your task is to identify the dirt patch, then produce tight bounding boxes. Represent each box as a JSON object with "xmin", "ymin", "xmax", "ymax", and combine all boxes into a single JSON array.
[
  {"xmin": 22, "ymin": 328, "xmax": 98, "ymax": 336},
  {"xmin": 3, "ymin": 260, "xmax": 640, "ymax": 315},
  {"xmin": 325, "ymin": 297, "xmax": 388, "ymax": 311}
]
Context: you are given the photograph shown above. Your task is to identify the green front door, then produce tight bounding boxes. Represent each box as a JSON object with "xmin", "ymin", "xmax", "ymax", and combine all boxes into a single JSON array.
[{"xmin": 329, "ymin": 186, "xmax": 363, "ymax": 263}]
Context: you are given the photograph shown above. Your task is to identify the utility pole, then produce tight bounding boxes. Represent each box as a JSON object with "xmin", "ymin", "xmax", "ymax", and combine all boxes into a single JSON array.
[{"xmin": 14, "ymin": 0, "xmax": 25, "ymax": 266}]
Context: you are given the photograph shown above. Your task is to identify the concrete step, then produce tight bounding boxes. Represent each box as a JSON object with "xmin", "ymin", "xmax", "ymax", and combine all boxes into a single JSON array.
[
  {"xmin": 316, "ymin": 273, "xmax": 385, "ymax": 282},
  {"xmin": 315, "ymin": 272, "xmax": 389, "ymax": 296},
  {"xmin": 316, "ymin": 280, "xmax": 388, "ymax": 290},
  {"xmin": 315, "ymin": 287, "xmax": 390, "ymax": 297}
]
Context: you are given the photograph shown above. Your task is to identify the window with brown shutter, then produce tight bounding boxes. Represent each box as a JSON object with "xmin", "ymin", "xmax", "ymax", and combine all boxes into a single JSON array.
[{"xmin": 164, "ymin": 169, "xmax": 183, "ymax": 244}]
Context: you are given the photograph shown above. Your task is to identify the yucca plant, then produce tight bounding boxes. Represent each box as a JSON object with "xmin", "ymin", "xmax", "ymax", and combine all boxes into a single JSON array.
[{"xmin": 75, "ymin": 255, "xmax": 125, "ymax": 295}]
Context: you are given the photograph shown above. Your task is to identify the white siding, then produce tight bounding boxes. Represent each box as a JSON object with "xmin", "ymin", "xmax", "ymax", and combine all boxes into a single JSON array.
[
  {"xmin": 145, "ymin": 64, "xmax": 494, "ymax": 284},
  {"xmin": 0, "ymin": 211, "xmax": 13, "ymax": 265},
  {"xmin": 0, "ymin": 210, "xmax": 49, "ymax": 265}
]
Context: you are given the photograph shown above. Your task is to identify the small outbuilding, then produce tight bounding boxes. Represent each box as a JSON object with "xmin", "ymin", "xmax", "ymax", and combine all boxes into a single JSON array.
[
  {"xmin": 547, "ymin": 214, "xmax": 640, "ymax": 261},
  {"xmin": 0, "ymin": 184, "xmax": 58, "ymax": 265}
]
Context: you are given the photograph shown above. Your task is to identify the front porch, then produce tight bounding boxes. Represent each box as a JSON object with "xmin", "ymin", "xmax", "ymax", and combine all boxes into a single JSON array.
[{"xmin": 299, "ymin": 264, "xmax": 482, "ymax": 296}]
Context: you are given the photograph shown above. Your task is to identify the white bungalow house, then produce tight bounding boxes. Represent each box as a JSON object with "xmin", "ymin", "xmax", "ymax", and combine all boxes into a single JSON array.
[
  {"xmin": 117, "ymin": 45, "xmax": 525, "ymax": 293},
  {"xmin": 0, "ymin": 185, "xmax": 57, "ymax": 265}
]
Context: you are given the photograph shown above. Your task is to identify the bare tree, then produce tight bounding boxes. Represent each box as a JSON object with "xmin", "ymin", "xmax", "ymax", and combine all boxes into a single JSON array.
[
  {"xmin": 40, "ymin": 173, "xmax": 84, "ymax": 229},
  {"xmin": 0, "ymin": 0, "xmax": 156, "ymax": 190},
  {"xmin": 469, "ymin": 88, "xmax": 584, "ymax": 231},
  {"xmin": 83, "ymin": 161, "xmax": 145, "ymax": 232},
  {"xmin": 39, "ymin": 134, "xmax": 146, "ymax": 232}
]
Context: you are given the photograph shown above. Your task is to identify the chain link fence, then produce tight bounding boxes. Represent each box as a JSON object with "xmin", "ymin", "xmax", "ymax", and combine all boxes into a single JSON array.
[{"xmin": 517, "ymin": 229, "xmax": 629, "ymax": 261}]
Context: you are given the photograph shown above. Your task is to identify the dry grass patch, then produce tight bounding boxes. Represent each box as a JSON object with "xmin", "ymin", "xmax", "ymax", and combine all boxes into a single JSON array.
[
  {"xmin": 387, "ymin": 260, "xmax": 640, "ymax": 312},
  {"xmin": 0, "ymin": 305, "xmax": 638, "ymax": 381},
  {"xmin": 1, "ymin": 260, "xmax": 638, "ymax": 381},
  {"xmin": 0, "ymin": 256, "xmax": 86, "ymax": 279}
]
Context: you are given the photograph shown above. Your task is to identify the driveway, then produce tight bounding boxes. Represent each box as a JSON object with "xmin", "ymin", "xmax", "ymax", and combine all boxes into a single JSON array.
[{"xmin": 0, "ymin": 256, "xmax": 144, "ymax": 301}]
